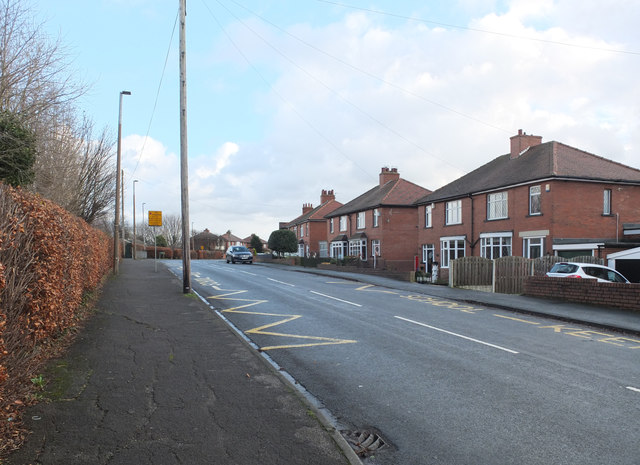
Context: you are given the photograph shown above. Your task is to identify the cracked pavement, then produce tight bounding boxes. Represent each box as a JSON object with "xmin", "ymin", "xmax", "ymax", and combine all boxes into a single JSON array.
[{"xmin": 8, "ymin": 260, "xmax": 352, "ymax": 465}]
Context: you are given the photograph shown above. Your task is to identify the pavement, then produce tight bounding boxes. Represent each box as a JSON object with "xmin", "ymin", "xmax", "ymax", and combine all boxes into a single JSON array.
[
  {"xmin": 8, "ymin": 260, "xmax": 360, "ymax": 465},
  {"xmin": 8, "ymin": 259, "xmax": 640, "ymax": 465}
]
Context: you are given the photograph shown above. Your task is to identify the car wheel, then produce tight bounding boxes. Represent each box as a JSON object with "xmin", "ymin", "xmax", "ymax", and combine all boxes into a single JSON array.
[
  {"xmin": 231, "ymin": 259, "xmax": 235, "ymax": 264},
  {"xmin": 226, "ymin": 259, "xmax": 230, "ymax": 263}
]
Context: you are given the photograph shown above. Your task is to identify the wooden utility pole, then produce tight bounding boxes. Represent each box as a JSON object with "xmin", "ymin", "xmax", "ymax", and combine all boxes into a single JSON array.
[{"xmin": 179, "ymin": 0, "xmax": 191, "ymax": 293}]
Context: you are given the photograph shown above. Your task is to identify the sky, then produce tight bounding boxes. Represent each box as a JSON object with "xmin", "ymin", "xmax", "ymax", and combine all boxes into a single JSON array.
[{"xmin": 34, "ymin": 0, "xmax": 640, "ymax": 240}]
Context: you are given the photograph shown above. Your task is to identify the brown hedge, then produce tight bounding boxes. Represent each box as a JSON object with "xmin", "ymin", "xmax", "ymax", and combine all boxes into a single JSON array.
[{"xmin": 0, "ymin": 184, "xmax": 112, "ymax": 454}]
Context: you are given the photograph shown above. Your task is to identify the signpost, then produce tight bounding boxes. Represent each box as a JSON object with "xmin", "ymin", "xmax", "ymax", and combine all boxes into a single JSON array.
[{"xmin": 149, "ymin": 211, "xmax": 162, "ymax": 272}]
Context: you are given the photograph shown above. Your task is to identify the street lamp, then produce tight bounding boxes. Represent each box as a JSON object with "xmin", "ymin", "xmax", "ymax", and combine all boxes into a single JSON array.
[
  {"xmin": 142, "ymin": 202, "xmax": 146, "ymax": 248},
  {"xmin": 113, "ymin": 90, "xmax": 131, "ymax": 275},
  {"xmin": 133, "ymin": 179, "xmax": 138, "ymax": 260}
]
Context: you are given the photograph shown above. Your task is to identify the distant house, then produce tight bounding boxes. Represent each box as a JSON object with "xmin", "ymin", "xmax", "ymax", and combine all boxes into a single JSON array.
[
  {"xmin": 284, "ymin": 190, "xmax": 343, "ymax": 258},
  {"xmin": 415, "ymin": 130, "xmax": 640, "ymax": 279},
  {"xmin": 192, "ymin": 228, "xmax": 225, "ymax": 252},
  {"xmin": 220, "ymin": 230, "xmax": 243, "ymax": 250},
  {"xmin": 242, "ymin": 234, "xmax": 269, "ymax": 251},
  {"xmin": 325, "ymin": 167, "xmax": 431, "ymax": 271}
]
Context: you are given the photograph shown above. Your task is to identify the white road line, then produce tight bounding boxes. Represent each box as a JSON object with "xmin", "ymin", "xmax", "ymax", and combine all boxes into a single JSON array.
[
  {"xmin": 310, "ymin": 291, "xmax": 362, "ymax": 307},
  {"xmin": 626, "ymin": 386, "xmax": 640, "ymax": 393},
  {"xmin": 267, "ymin": 277, "xmax": 295, "ymax": 287},
  {"xmin": 237, "ymin": 270, "xmax": 258, "ymax": 276},
  {"xmin": 394, "ymin": 316, "xmax": 519, "ymax": 354}
]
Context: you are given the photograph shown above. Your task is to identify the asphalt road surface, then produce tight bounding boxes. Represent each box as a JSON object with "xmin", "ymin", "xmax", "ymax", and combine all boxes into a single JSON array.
[{"xmin": 166, "ymin": 260, "xmax": 640, "ymax": 465}]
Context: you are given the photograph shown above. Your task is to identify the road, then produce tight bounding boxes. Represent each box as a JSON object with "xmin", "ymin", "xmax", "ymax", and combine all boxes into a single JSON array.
[{"xmin": 165, "ymin": 260, "xmax": 640, "ymax": 465}]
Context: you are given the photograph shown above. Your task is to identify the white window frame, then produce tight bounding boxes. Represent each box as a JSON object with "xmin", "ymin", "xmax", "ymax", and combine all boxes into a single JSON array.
[
  {"xmin": 330, "ymin": 241, "xmax": 346, "ymax": 259},
  {"xmin": 480, "ymin": 232, "xmax": 512, "ymax": 259},
  {"xmin": 425, "ymin": 205, "xmax": 432, "ymax": 228},
  {"xmin": 603, "ymin": 189, "xmax": 612, "ymax": 215},
  {"xmin": 523, "ymin": 236, "xmax": 544, "ymax": 259},
  {"xmin": 487, "ymin": 192, "xmax": 508, "ymax": 220},
  {"xmin": 371, "ymin": 239, "xmax": 381, "ymax": 257},
  {"xmin": 373, "ymin": 209, "xmax": 380, "ymax": 227},
  {"xmin": 339, "ymin": 215, "xmax": 348, "ymax": 232},
  {"xmin": 356, "ymin": 211, "xmax": 366, "ymax": 229},
  {"xmin": 445, "ymin": 200, "xmax": 462, "ymax": 225},
  {"xmin": 422, "ymin": 243, "xmax": 435, "ymax": 264},
  {"xmin": 440, "ymin": 236, "xmax": 465, "ymax": 268},
  {"xmin": 529, "ymin": 185, "xmax": 541, "ymax": 215},
  {"xmin": 348, "ymin": 239, "xmax": 367, "ymax": 260},
  {"xmin": 330, "ymin": 218, "xmax": 334, "ymax": 234}
]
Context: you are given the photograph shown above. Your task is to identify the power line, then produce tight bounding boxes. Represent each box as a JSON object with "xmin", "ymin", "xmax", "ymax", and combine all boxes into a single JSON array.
[{"xmin": 318, "ymin": 0, "xmax": 640, "ymax": 56}]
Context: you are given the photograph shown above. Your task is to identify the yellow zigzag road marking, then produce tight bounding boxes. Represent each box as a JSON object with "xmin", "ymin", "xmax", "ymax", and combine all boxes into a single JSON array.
[
  {"xmin": 207, "ymin": 290, "xmax": 357, "ymax": 351},
  {"xmin": 355, "ymin": 284, "xmax": 399, "ymax": 294}
]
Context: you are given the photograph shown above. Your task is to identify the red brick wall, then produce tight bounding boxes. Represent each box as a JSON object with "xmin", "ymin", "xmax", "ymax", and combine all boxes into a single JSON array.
[{"xmin": 523, "ymin": 276, "xmax": 640, "ymax": 312}]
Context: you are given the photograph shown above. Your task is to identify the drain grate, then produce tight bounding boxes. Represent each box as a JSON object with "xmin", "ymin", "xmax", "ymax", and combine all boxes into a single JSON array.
[{"xmin": 341, "ymin": 429, "xmax": 388, "ymax": 457}]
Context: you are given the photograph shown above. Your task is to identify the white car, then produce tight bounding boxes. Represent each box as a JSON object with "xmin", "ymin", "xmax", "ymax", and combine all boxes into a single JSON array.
[{"xmin": 546, "ymin": 262, "xmax": 629, "ymax": 283}]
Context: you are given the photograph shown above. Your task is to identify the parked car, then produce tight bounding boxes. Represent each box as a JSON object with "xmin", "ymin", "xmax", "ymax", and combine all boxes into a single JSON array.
[
  {"xmin": 546, "ymin": 262, "xmax": 629, "ymax": 283},
  {"xmin": 226, "ymin": 245, "xmax": 253, "ymax": 264}
]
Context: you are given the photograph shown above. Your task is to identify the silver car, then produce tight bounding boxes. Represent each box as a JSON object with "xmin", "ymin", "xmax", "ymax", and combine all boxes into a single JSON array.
[{"xmin": 546, "ymin": 262, "xmax": 629, "ymax": 283}]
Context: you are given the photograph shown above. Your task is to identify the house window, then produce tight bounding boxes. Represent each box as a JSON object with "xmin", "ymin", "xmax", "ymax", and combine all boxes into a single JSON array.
[
  {"xmin": 441, "ymin": 237, "xmax": 465, "ymax": 268},
  {"xmin": 480, "ymin": 233, "xmax": 512, "ymax": 259},
  {"xmin": 524, "ymin": 237, "xmax": 544, "ymax": 259},
  {"xmin": 425, "ymin": 205, "xmax": 432, "ymax": 228},
  {"xmin": 349, "ymin": 239, "xmax": 367, "ymax": 260},
  {"xmin": 373, "ymin": 209, "xmax": 380, "ymax": 227},
  {"xmin": 487, "ymin": 192, "xmax": 508, "ymax": 220},
  {"xmin": 357, "ymin": 211, "xmax": 366, "ymax": 229},
  {"xmin": 331, "ymin": 241, "xmax": 346, "ymax": 259},
  {"xmin": 319, "ymin": 241, "xmax": 328, "ymax": 258},
  {"xmin": 603, "ymin": 189, "xmax": 612, "ymax": 215},
  {"xmin": 529, "ymin": 185, "xmax": 541, "ymax": 215},
  {"xmin": 339, "ymin": 215, "xmax": 348, "ymax": 231},
  {"xmin": 305, "ymin": 223, "xmax": 309, "ymax": 237},
  {"xmin": 330, "ymin": 218, "xmax": 334, "ymax": 234},
  {"xmin": 371, "ymin": 239, "xmax": 381, "ymax": 256},
  {"xmin": 445, "ymin": 200, "xmax": 462, "ymax": 225}
]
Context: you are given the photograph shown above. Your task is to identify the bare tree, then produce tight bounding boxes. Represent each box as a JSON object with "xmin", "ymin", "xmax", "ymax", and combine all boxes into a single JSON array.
[
  {"xmin": 160, "ymin": 214, "xmax": 183, "ymax": 250},
  {"xmin": 0, "ymin": 0, "xmax": 116, "ymax": 224},
  {"xmin": 34, "ymin": 114, "xmax": 115, "ymax": 223}
]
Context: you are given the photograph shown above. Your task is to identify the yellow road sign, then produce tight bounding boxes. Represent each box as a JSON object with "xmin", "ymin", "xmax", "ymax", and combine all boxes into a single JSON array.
[{"xmin": 148, "ymin": 210, "xmax": 162, "ymax": 227}]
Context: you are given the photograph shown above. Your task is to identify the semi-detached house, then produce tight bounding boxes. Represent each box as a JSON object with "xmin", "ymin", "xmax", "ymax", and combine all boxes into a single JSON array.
[
  {"xmin": 415, "ymin": 130, "xmax": 640, "ymax": 280},
  {"xmin": 325, "ymin": 167, "xmax": 431, "ymax": 271},
  {"xmin": 285, "ymin": 190, "xmax": 343, "ymax": 258}
]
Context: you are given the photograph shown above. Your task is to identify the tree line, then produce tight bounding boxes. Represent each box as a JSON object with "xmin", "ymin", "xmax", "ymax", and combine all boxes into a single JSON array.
[{"xmin": 0, "ymin": 0, "xmax": 115, "ymax": 227}]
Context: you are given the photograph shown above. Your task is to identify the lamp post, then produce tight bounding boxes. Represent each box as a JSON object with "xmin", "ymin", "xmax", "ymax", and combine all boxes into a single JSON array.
[
  {"xmin": 133, "ymin": 179, "xmax": 138, "ymax": 260},
  {"xmin": 142, "ymin": 202, "xmax": 146, "ymax": 248},
  {"xmin": 113, "ymin": 90, "xmax": 131, "ymax": 275}
]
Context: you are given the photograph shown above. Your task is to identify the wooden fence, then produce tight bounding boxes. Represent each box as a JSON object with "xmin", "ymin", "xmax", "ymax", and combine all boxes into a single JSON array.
[{"xmin": 450, "ymin": 255, "xmax": 604, "ymax": 294}]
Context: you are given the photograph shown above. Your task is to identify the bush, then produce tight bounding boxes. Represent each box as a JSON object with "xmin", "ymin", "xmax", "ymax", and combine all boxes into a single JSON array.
[{"xmin": 0, "ymin": 184, "xmax": 111, "ymax": 455}]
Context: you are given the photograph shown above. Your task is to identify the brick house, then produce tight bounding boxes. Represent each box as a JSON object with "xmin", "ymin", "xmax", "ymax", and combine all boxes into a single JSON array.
[
  {"xmin": 284, "ymin": 190, "xmax": 343, "ymax": 257},
  {"xmin": 220, "ymin": 230, "xmax": 244, "ymax": 250},
  {"xmin": 415, "ymin": 130, "xmax": 640, "ymax": 279},
  {"xmin": 192, "ymin": 228, "xmax": 225, "ymax": 252},
  {"xmin": 325, "ymin": 167, "xmax": 431, "ymax": 271}
]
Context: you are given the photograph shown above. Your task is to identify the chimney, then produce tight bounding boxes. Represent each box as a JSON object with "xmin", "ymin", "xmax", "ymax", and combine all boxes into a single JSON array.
[
  {"xmin": 320, "ymin": 189, "xmax": 335, "ymax": 204},
  {"xmin": 379, "ymin": 167, "xmax": 400, "ymax": 186},
  {"xmin": 302, "ymin": 203, "xmax": 313, "ymax": 214},
  {"xmin": 510, "ymin": 129, "xmax": 542, "ymax": 159}
]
